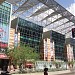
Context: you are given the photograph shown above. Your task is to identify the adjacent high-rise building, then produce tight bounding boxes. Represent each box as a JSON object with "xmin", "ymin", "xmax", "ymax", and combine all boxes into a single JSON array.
[
  {"xmin": 40, "ymin": 30, "xmax": 65, "ymax": 61},
  {"xmin": 65, "ymin": 38, "xmax": 75, "ymax": 61},
  {"xmin": 40, "ymin": 38, "xmax": 55, "ymax": 61},
  {"xmin": 9, "ymin": 28, "xmax": 15, "ymax": 49},
  {"xmin": 11, "ymin": 17, "xmax": 43, "ymax": 53},
  {"xmin": 9, "ymin": 28, "xmax": 20, "ymax": 49},
  {"xmin": 0, "ymin": 1, "xmax": 11, "ymax": 52}
]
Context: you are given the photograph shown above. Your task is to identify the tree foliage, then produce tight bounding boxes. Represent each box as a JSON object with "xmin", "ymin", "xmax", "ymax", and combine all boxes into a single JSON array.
[{"xmin": 7, "ymin": 44, "xmax": 39, "ymax": 65}]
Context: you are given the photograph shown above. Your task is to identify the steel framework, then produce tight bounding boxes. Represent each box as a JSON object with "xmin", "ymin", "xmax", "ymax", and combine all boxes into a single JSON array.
[{"xmin": 2, "ymin": 0, "xmax": 75, "ymax": 38}]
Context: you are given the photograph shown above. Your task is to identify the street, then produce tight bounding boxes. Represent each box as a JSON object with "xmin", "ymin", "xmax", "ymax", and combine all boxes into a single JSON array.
[
  {"xmin": 12, "ymin": 70, "xmax": 75, "ymax": 75},
  {"xmin": 57, "ymin": 72, "xmax": 75, "ymax": 75},
  {"xmin": 12, "ymin": 71, "xmax": 75, "ymax": 75}
]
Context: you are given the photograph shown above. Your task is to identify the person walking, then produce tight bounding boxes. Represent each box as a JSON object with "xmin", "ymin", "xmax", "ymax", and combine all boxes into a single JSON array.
[{"xmin": 44, "ymin": 68, "xmax": 48, "ymax": 75}]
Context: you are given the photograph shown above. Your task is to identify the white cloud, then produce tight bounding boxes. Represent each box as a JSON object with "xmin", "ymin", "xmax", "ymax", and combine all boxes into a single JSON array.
[{"xmin": 66, "ymin": 3, "xmax": 75, "ymax": 16}]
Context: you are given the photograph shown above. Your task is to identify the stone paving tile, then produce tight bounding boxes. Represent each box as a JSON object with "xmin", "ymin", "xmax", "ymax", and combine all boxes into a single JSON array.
[{"xmin": 12, "ymin": 70, "xmax": 71, "ymax": 75}]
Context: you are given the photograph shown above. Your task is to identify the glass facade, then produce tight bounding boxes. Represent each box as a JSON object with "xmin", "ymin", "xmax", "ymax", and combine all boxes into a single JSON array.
[
  {"xmin": 15, "ymin": 17, "xmax": 43, "ymax": 52},
  {"xmin": 0, "ymin": 1, "xmax": 11, "ymax": 50},
  {"xmin": 51, "ymin": 30, "xmax": 65, "ymax": 60},
  {"xmin": 0, "ymin": 1, "xmax": 11, "ymax": 42}
]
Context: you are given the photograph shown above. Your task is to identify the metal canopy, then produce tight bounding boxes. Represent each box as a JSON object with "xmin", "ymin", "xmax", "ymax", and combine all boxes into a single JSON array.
[
  {"xmin": 38, "ymin": 0, "xmax": 75, "ymax": 23},
  {"xmin": 44, "ymin": 14, "xmax": 73, "ymax": 27},
  {"xmin": 54, "ymin": 20, "xmax": 72, "ymax": 29},
  {"xmin": 30, "ymin": 5, "xmax": 49, "ymax": 17},
  {"xmin": 4, "ymin": 0, "xmax": 75, "ymax": 37},
  {"xmin": 41, "ymin": 11, "xmax": 65, "ymax": 21},
  {"xmin": 9, "ymin": 0, "xmax": 40, "ymax": 14},
  {"xmin": 15, "ymin": 0, "xmax": 39, "ymax": 12},
  {"xmin": 44, "ymin": 16, "xmax": 67, "ymax": 27}
]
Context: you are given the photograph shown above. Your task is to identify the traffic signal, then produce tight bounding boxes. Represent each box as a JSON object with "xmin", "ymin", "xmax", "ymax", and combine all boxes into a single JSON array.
[{"xmin": 72, "ymin": 28, "xmax": 75, "ymax": 38}]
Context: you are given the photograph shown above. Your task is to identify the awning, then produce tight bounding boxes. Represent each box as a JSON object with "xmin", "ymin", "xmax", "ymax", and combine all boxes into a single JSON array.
[
  {"xmin": 0, "ymin": 42, "xmax": 8, "ymax": 48},
  {"xmin": 25, "ymin": 62, "xmax": 34, "ymax": 67},
  {"xmin": 26, "ymin": 63, "xmax": 33, "ymax": 66},
  {"xmin": 0, "ymin": 53, "xmax": 9, "ymax": 59}
]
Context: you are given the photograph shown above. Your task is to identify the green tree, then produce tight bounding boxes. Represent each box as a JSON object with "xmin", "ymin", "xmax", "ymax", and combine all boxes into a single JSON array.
[{"xmin": 7, "ymin": 44, "xmax": 39, "ymax": 65}]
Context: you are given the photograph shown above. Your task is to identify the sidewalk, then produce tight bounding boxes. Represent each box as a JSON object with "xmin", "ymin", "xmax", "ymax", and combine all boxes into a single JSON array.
[{"xmin": 12, "ymin": 70, "xmax": 71, "ymax": 75}]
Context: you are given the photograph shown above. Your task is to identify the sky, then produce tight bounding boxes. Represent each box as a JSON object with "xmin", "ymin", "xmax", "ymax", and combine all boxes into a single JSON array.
[
  {"xmin": 55, "ymin": 0, "xmax": 75, "ymax": 15},
  {"xmin": 56, "ymin": 0, "xmax": 74, "ymax": 8}
]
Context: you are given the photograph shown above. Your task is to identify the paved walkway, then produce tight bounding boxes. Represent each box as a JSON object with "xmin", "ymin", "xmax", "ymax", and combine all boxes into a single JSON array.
[{"xmin": 12, "ymin": 70, "xmax": 71, "ymax": 75}]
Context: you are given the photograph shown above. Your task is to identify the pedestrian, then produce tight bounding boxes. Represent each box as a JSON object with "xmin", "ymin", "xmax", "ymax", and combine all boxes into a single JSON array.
[
  {"xmin": 19, "ymin": 63, "xmax": 24, "ymax": 72},
  {"xmin": 44, "ymin": 68, "xmax": 48, "ymax": 75}
]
